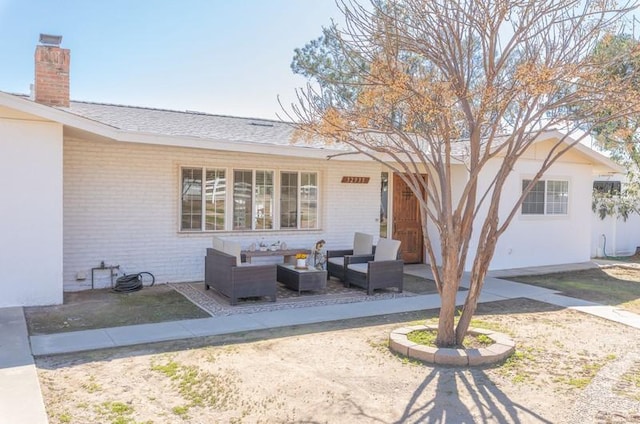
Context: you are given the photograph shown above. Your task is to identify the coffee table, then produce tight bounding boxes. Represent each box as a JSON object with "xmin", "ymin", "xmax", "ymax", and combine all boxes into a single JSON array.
[{"xmin": 277, "ymin": 264, "xmax": 327, "ymax": 294}]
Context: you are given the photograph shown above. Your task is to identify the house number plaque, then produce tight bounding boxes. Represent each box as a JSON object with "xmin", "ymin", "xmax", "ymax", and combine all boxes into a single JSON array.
[{"xmin": 341, "ymin": 176, "xmax": 370, "ymax": 184}]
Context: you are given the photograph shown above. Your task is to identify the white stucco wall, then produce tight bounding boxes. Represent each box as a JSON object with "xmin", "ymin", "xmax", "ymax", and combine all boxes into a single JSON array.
[
  {"xmin": 482, "ymin": 159, "xmax": 594, "ymax": 270},
  {"xmin": 424, "ymin": 156, "xmax": 594, "ymax": 271},
  {"xmin": 592, "ymin": 213, "xmax": 640, "ymax": 257},
  {"xmin": 0, "ymin": 117, "xmax": 63, "ymax": 306},
  {"xmin": 63, "ymin": 137, "xmax": 382, "ymax": 290}
]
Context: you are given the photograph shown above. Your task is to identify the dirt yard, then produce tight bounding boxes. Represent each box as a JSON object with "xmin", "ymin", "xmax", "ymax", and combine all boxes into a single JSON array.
[{"xmin": 36, "ymin": 298, "xmax": 640, "ymax": 424}]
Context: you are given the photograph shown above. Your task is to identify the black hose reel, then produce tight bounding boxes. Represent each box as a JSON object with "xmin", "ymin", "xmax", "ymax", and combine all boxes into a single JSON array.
[{"xmin": 113, "ymin": 272, "xmax": 155, "ymax": 293}]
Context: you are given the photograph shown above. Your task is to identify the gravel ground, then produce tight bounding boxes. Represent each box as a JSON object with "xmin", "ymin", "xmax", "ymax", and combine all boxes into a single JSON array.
[{"xmin": 569, "ymin": 351, "xmax": 640, "ymax": 423}]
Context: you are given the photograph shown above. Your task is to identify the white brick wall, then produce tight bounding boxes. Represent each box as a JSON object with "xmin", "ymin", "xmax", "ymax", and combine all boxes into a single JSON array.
[{"xmin": 63, "ymin": 137, "xmax": 382, "ymax": 290}]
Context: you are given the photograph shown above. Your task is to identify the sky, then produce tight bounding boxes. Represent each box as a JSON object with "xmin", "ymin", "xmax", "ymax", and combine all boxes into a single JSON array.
[{"xmin": 0, "ymin": 1, "xmax": 342, "ymax": 120}]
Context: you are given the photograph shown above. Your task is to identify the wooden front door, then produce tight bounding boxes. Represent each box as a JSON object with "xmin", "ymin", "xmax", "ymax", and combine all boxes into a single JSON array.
[{"xmin": 392, "ymin": 174, "xmax": 424, "ymax": 264}]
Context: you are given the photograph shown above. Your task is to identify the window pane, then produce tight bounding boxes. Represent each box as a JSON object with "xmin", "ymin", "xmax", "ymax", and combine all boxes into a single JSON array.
[
  {"xmin": 181, "ymin": 168, "xmax": 202, "ymax": 230},
  {"xmin": 300, "ymin": 172, "xmax": 318, "ymax": 229},
  {"xmin": 380, "ymin": 172, "xmax": 388, "ymax": 238},
  {"xmin": 522, "ymin": 180, "xmax": 545, "ymax": 215},
  {"xmin": 546, "ymin": 180, "xmax": 568, "ymax": 215},
  {"xmin": 233, "ymin": 170, "xmax": 252, "ymax": 230},
  {"xmin": 205, "ymin": 169, "xmax": 225, "ymax": 231},
  {"xmin": 255, "ymin": 170, "xmax": 274, "ymax": 230},
  {"xmin": 280, "ymin": 171, "xmax": 298, "ymax": 229}
]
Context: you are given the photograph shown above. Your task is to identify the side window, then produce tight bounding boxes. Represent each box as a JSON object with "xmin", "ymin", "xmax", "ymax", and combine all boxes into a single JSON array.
[{"xmin": 522, "ymin": 179, "xmax": 568, "ymax": 215}]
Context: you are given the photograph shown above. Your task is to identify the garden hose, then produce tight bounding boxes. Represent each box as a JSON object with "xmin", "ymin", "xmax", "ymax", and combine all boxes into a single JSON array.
[
  {"xmin": 113, "ymin": 272, "xmax": 155, "ymax": 293},
  {"xmin": 600, "ymin": 234, "xmax": 634, "ymax": 260}
]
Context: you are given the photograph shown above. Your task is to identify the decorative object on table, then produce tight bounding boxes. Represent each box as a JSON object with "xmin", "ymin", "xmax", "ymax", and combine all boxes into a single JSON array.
[
  {"xmin": 280, "ymin": 241, "xmax": 287, "ymax": 250},
  {"xmin": 313, "ymin": 239, "xmax": 327, "ymax": 270},
  {"xmin": 248, "ymin": 242, "xmax": 256, "ymax": 252},
  {"xmin": 295, "ymin": 252, "xmax": 308, "ymax": 269},
  {"xmin": 269, "ymin": 241, "xmax": 280, "ymax": 251},
  {"xmin": 259, "ymin": 239, "xmax": 268, "ymax": 251}
]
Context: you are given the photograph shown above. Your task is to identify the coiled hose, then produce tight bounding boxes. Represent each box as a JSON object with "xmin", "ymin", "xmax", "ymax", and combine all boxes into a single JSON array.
[{"xmin": 113, "ymin": 272, "xmax": 155, "ymax": 293}]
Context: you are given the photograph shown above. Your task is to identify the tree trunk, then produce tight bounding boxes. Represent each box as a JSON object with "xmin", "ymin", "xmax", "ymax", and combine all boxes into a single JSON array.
[
  {"xmin": 436, "ymin": 282, "xmax": 458, "ymax": 346},
  {"xmin": 435, "ymin": 255, "xmax": 461, "ymax": 347},
  {"xmin": 454, "ymin": 231, "xmax": 497, "ymax": 345}
]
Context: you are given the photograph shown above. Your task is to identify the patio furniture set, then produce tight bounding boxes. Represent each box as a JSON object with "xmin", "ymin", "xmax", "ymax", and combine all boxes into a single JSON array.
[{"xmin": 204, "ymin": 233, "xmax": 404, "ymax": 305}]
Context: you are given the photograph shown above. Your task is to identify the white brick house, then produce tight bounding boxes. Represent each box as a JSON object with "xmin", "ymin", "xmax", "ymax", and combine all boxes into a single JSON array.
[{"xmin": 0, "ymin": 38, "xmax": 624, "ymax": 307}]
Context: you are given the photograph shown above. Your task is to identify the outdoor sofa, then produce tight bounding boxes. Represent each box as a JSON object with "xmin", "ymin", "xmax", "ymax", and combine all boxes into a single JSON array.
[
  {"xmin": 204, "ymin": 239, "xmax": 277, "ymax": 305},
  {"xmin": 344, "ymin": 238, "xmax": 404, "ymax": 295}
]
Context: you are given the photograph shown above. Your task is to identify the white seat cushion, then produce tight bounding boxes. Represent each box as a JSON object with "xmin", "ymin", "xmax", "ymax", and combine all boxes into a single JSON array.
[
  {"xmin": 223, "ymin": 240, "xmax": 242, "ymax": 266},
  {"xmin": 347, "ymin": 263, "xmax": 368, "ymax": 274},
  {"xmin": 212, "ymin": 236, "xmax": 224, "ymax": 251},
  {"xmin": 353, "ymin": 232, "xmax": 374, "ymax": 255},
  {"xmin": 374, "ymin": 238, "xmax": 401, "ymax": 261},
  {"xmin": 327, "ymin": 257, "xmax": 344, "ymax": 266}
]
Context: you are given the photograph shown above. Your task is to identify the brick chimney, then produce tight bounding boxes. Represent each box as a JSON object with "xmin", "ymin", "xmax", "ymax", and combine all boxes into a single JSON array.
[{"xmin": 34, "ymin": 34, "xmax": 70, "ymax": 107}]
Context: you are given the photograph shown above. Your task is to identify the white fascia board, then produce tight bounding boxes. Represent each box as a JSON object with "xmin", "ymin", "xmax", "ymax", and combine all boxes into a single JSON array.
[
  {"xmin": 537, "ymin": 129, "xmax": 626, "ymax": 174},
  {"xmin": 0, "ymin": 92, "xmax": 121, "ymax": 137},
  {"xmin": 115, "ymin": 130, "xmax": 368, "ymax": 160},
  {"xmin": 569, "ymin": 142, "xmax": 626, "ymax": 174}
]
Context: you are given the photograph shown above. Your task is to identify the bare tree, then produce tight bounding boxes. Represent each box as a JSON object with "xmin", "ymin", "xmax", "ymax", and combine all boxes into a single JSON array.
[{"xmin": 286, "ymin": 0, "xmax": 640, "ymax": 347}]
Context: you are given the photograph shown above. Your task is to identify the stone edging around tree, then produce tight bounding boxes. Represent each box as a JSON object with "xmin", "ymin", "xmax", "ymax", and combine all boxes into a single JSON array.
[{"xmin": 389, "ymin": 324, "xmax": 516, "ymax": 366}]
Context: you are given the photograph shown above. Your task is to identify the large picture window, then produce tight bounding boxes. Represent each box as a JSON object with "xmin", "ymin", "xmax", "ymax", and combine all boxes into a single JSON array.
[
  {"xmin": 300, "ymin": 172, "xmax": 318, "ymax": 229},
  {"xmin": 205, "ymin": 169, "xmax": 226, "ymax": 231},
  {"xmin": 522, "ymin": 179, "xmax": 568, "ymax": 215},
  {"xmin": 181, "ymin": 167, "xmax": 226, "ymax": 231},
  {"xmin": 280, "ymin": 172, "xmax": 298, "ymax": 229},
  {"xmin": 233, "ymin": 170, "xmax": 252, "ymax": 230},
  {"xmin": 181, "ymin": 167, "xmax": 318, "ymax": 232},
  {"xmin": 255, "ymin": 170, "xmax": 274, "ymax": 230},
  {"xmin": 181, "ymin": 168, "xmax": 203, "ymax": 231},
  {"xmin": 279, "ymin": 171, "xmax": 318, "ymax": 229}
]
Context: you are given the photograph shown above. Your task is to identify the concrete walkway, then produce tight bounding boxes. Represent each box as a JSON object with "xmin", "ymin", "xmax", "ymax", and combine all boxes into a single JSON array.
[
  {"xmin": 0, "ymin": 307, "xmax": 48, "ymax": 423},
  {"xmin": 3, "ymin": 260, "xmax": 640, "ymax": 424}
]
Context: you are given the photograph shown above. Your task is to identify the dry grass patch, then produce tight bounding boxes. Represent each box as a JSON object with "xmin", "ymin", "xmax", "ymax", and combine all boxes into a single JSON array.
[
  {"xmin": 507, "ymin": 266, "xmax": 640, "ymax": 313},
  {"xmin": 25, "ymin": 285, "xmax": 209, "ymax": 335}
]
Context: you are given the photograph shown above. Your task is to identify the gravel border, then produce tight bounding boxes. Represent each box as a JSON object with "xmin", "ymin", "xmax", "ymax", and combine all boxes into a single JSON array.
[
  {"xmin": 568, "ymin": 351, "xmax": 640, "ymax": 423},
  {"xmin": 172, "ymin": 281, "xmax": 414, "ymax": 316}
]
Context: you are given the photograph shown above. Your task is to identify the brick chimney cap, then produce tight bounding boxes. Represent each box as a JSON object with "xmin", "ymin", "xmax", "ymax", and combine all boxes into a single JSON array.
[{"xmin": 39, "ymin": 34, "xmax": 62, "ymax": 46}]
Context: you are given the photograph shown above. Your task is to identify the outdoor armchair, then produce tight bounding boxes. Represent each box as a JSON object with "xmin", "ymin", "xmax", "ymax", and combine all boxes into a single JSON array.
[
  {"xmin": 204, "ymin": 247, "xmax": 277, "ymax": 305},
  {"xmin": 344, "ymin": 238, "xmax": 403, "ymax": 295},
  {"xmin": 326, "ymin": 232, "xmax": 374, "ymax": 281}
]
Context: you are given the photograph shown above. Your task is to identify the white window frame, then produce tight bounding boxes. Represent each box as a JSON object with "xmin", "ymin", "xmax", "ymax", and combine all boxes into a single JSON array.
[{"xmin": 521, "ymin": 178, "xmax": 569, "ymax": 216}]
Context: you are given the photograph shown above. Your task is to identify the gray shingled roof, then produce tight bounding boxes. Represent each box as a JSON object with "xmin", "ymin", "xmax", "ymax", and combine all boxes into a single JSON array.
[
  {"xmin": 7, "ymin": 94, "xmax": 580, "ymax": 163},
  {"xmin": 63, "ymin": 100, "xmax": 320, "ymax": 147},
  {"xmin": 60, "ymin": 101, "xmax": 475, "ymax": 158}
]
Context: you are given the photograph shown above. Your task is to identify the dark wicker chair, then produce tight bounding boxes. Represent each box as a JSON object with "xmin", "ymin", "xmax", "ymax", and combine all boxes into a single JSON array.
[
  {"xmin": 204, "ymin": 248, "xmax": 277, "ymax": 305},
  {"xmin": 344, "ymin": 238, "xmax": 403, "ymax": 295},
  {"xmin": 326, "ymin": 232, "xmax": 374, "ymax": 281}
]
